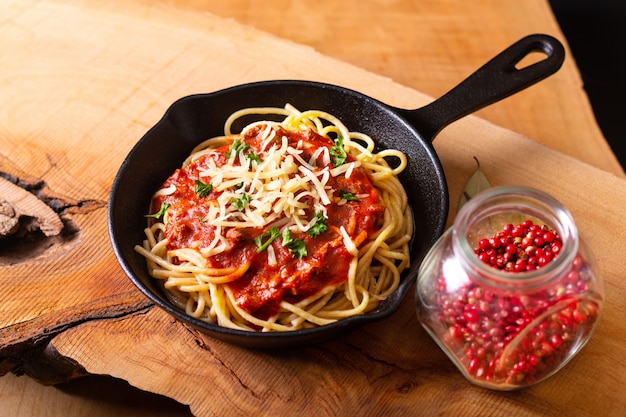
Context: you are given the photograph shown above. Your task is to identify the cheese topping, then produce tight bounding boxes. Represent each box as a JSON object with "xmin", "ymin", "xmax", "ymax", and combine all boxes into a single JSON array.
[
  {"xmin": 183, "ymin": 124, "xmax": 357, "ymax": 238},
  {"xmin": 139, "ymin": 106, "xmax": 412, "ymax": 327}
]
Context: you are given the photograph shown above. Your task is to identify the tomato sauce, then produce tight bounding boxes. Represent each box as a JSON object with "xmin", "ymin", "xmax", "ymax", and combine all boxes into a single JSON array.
[{"xmin": 151, "ymin": 125, "xmax": 385, "ymax": 320}]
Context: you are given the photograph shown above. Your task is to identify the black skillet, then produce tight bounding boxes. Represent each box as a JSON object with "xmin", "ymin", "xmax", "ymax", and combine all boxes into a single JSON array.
[{"xmin": 108, "ymin": 34, "xmax": 565, "ymax": 349}]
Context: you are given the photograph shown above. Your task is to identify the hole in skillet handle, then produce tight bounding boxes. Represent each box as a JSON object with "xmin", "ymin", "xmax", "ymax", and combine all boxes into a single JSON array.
[
  {"xmin": 515, "ymin": 51, "xmax": 549, "ymax": 70},
  {"xmin": 397, "ymin": 34, "xmax": 565, "ymax": 143}
]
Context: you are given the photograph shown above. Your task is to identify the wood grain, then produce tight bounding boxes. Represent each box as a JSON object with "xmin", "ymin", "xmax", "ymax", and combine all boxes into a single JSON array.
[
  {"xmin": 1, "ymin": 0, "xmax": 624, "ymax": 416},
  {"xmin": 183, "ymin": 0, "xmax": 623, "ymax": 177}
]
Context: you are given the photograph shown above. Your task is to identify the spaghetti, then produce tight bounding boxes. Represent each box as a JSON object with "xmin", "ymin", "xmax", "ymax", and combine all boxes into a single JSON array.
[{"xmin": 135, "ymin": 104, "xmax": 413, "ymax": 331}]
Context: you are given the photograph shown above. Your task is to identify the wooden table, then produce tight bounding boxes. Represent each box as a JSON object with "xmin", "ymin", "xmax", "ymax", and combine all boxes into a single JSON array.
[{"xmin": 2, "ymin": 1, "xmax": 625, "ymax": 416}]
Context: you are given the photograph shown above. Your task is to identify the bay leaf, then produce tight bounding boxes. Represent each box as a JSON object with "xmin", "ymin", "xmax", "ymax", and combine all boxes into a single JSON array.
[{"xmin": 457, "ymin": 157, "xmax": 491, "ymax": 213}]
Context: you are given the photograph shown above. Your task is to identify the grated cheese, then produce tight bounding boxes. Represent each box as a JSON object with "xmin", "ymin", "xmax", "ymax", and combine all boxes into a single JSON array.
[
  {"xmin": 339, "ymin": 226, "xmax": 358, "ymax": 256},
  {"xmin": 195, "ymin": 126, "xmax": 341, "ymax": 235}
]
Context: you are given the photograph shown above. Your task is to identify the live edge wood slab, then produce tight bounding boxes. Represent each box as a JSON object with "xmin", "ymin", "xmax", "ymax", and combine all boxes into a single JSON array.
[{"xmin": 1, "ymin": 1, "xmax": 625, "ymax": 416}]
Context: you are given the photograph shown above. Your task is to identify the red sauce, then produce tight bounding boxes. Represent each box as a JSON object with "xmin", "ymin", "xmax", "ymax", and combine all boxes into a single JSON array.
[{"xmin": 151, "ymin": 125, "xmax": 385, "ymax": 320}]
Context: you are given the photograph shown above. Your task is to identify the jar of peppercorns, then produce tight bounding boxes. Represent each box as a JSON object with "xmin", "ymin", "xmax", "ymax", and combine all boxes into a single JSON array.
[{"xmin": 415, "ymin": 186, "xmax": 603, "ymax": 390}]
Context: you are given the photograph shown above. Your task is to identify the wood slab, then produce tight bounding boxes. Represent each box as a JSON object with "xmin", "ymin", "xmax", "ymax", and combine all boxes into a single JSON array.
[
  {"xmin": 199, "ymin": 0, "xmax": 624, "ymax": 177},
  {"xmin": 1, "ymin": 1, "xmax": 625, "ymax": 416}
]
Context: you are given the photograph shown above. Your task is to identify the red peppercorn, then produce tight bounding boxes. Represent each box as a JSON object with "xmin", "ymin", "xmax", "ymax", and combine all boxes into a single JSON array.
[
  {"xmin": 537, "ymin": 255, "xmax": 550, "ymax": 267},
  {"xmin": 419, "ymin": 218, "xmax": 602, "ymax": 389},
  {"xmin": 543, "ymin": 231, "xmax": 556, "ymax": 243},
  {"xmin": 489, "ymin": 237, "xmax": 502, "ymax": 249},
  {"xmin": 478, "ymin": 252, "xmax": 490, "ymax": 263},
  {"xmin": 479, "ymin": 238, "xmax": 491, "ymax": 250},
  {"xmin": 473, "ymin": 220, "xmax": 562, "ymax": 273}
]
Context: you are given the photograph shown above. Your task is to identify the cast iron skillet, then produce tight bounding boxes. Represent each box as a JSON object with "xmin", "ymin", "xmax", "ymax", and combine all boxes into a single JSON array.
[{"xmin": 109, "ymin": 34, "xmax": 564, "ymax": 348}]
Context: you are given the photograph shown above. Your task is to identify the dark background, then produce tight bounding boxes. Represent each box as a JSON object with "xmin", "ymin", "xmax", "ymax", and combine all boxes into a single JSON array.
[{"xmin": 549, "ymin": 0, "xmax": 626, "ymax": 169}]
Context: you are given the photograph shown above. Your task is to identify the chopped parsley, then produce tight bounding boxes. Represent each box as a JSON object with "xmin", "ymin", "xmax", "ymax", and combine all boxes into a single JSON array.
[
  {"xmin": 339, "ymin": 190, "xmax": 359, "ymax": 201},
  {"xmin": 282, "ymin": 229, "xmax": 307, "ymax": 259},
  {"xmin": 225, "ymin": 139, "xmax": 250, "ymax": 159},
  {"xmin": 255, "ymin": 227, "xmax": 280, "ymax": 253},
  {"xmin": 247, "ymin": 151, "xmax": 262, "ymax": 166},
  {"xmin": 255, "ymin": 228, "xmax": 307, "ymax": 258},
  {"xmin": 145, "ymin": 202, "xmax": 170, "ymax": 219},
  {"xmin": 231, "ymin": 192, "xmax": 251, "ymax": 211},
  {"xmin": 194, "ymin": 180, "xmax": 213, "ymax": 198},
  {"xmin": 307, "ymin": 212, "xmax": 328, "ymax": 237},
  {"xmin": 330, "ymin": 135, "xmax": 347, "ymax": 167}
]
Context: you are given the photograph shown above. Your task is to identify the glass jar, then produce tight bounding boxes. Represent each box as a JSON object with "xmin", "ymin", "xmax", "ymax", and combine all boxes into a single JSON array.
[{"xmin": 415, "ymin": 186, "xmax": 603, "ymax": 390}]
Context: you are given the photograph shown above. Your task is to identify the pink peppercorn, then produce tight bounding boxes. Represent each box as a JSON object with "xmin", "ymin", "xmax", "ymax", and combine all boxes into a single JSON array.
[{"xmin": 416, "ymin": 186, "xmax": 604, "ymax": 390}]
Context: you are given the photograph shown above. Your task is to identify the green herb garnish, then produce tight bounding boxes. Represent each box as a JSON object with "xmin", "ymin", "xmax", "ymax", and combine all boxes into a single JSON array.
[
  {"xmin": 194, "ymin": 180, "xmax": 213, "ymax": 198},
  {"xmin": 145, "ymin": 202, "xmax": 170, "ymax": 219},
  {"xmin": 330, "ymin": 135, "xmax": 347, "ymax": 167},
  {"xmin": 339, "ymin": 190, "xmax": 359, "ymax": 201},
  {"xmin": 307, "ymin": 212, "xmax": 328, "ymax": 237},
  {"xmin": 247, "ymin": 151, "xmax": 262, "ymax": 166},
  {"xmin": 282, "ymin": 229, "xmax": 307, "ymax": 259},
  {"xmin": 225, "ymin": 139, "xmax": 250, "ymax": 159},
  {"xmin": 231, "ymin": 192, "xmax": 251, "ymax": 211},
  {"xmin": 255, "ymin": 227, "xmax": 280, "ymax": 253}
]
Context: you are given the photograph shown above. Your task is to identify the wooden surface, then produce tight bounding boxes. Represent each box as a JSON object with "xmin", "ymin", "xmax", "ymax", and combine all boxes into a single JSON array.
[{"xmin": 1, "ymin": 0, "xmax": 625, "ymax": 416}]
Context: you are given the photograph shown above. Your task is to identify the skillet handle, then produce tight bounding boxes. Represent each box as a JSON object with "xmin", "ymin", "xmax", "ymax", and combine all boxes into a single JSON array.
[{"xmin": 399, "ymin": 34, "xmax": 565, "ymax": 142}]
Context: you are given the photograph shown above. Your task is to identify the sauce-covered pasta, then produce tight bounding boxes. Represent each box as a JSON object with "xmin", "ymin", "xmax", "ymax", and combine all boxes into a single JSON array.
[{"xmin": 135, "ymin": 105, "xmax": 413, "ymax": 331}]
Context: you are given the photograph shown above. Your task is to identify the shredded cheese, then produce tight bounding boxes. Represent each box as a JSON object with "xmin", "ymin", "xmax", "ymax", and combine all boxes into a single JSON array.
[
  {"xmin": 340, "ymin": 225, "xmax": 359, "ymax": 256},
  {"xmin": 193, "ymin": 126, "xmax": 341, "ymax": 235},
  {"xmin": 154, "ymin": 184, "xmax": 176, "ymax": 197}
]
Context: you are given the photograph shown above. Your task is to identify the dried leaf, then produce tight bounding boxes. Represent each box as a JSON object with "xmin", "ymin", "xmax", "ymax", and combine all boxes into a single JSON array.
[{"xmin": 457, "ymin": 157, "xmax": 491, "ymax": 213}]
